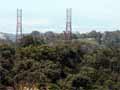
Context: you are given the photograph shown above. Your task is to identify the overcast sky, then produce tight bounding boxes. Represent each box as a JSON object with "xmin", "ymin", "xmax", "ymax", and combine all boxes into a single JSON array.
[{"xmin": 0, "ymin": 0, "xmax": 120, "ymax": 33}]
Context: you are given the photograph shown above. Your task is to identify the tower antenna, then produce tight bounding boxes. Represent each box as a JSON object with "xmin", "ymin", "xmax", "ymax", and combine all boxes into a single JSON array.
[
  {"xmin": 64, "ymin": 8, "xmax": 72, "ymax": 40},
  {"xmin": 16, "ymin": 8, "xmax": 23, "ymax": 45}
]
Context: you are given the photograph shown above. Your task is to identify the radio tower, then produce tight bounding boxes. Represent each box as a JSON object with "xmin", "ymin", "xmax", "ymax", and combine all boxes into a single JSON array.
[
  {"xmin": 16, "ymin": 8, "xmax": 23, "ymax": 44},
  {"xmin": 64, "ymin": 8, "xmax": 72, "ymax": 40}
]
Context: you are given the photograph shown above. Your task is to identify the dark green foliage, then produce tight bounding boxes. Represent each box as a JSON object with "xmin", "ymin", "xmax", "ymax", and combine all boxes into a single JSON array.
[
  {"xmin": 72, "ymin": 75, "xmax": 91, "ymax": 89},
  {"xmin": 20, "ymin": 34, "xmax": 45, "ymax": 47},
  {"xmin": 0, "ymin": 41, "xmax": 120, "ymax": 90}
]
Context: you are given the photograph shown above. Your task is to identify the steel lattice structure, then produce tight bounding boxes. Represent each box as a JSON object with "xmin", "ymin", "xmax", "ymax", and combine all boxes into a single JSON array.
[
  {"xmin": 16, "ymin": 8, "xmax": 23, "ymax": 44},
  {"xmin": 64, "ymin": 8, "xmax": 72, "ymax": 40}
]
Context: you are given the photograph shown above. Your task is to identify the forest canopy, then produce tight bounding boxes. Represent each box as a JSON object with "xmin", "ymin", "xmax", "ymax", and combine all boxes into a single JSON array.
[{"xmin": 0, "ymin": 31, "xmax": 120, "ymax": 90}]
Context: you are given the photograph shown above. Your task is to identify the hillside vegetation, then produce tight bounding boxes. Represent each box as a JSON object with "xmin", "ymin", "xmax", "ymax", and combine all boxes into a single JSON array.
[{"xmin": 0, "ymin": 31, "xmax": 120, "ymax": 90}]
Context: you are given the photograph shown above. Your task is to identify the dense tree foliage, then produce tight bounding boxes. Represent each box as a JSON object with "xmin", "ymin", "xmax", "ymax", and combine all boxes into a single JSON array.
[
  {"xmin": 0, "ymin": 40, "xmax": 120, "ymax": 90},
  {"xmin": 77, "ymin": 30, "xmax": 120, "ymax": 47},
  {"xmin": 0, "ymin": 31, "xmax": 120, "ymax": 90}
]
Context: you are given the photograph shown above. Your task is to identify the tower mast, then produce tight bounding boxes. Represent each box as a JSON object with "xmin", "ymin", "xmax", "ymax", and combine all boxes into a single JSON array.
[
  {"xmin": 16, "ymin": 8, "xmax": 23, "ymax": 45},
  {"xmin": 64, "ymin": 8, "xmax": 72, "ymax": 40}
]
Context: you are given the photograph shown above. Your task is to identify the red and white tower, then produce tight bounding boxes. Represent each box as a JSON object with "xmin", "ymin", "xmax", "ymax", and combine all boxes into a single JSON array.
[
  {"xmin": 16, "ymin": 8, "xmax": 23, "ymax": 44},
  {"xmin": 64, "ymin": 8, "xmax": 72, "ymax": 40}
]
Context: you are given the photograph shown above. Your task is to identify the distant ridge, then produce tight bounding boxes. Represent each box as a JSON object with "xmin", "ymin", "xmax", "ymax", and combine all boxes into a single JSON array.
[{"xmin": 0, "ymin": 32, "xmax": 16, "ymax": 41}]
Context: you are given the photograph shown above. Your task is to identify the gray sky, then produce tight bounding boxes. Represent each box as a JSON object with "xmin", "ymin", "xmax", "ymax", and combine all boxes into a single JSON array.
[{"xmin": 0, "ymin": 0, "xmax": 120, "ymax": 33}]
